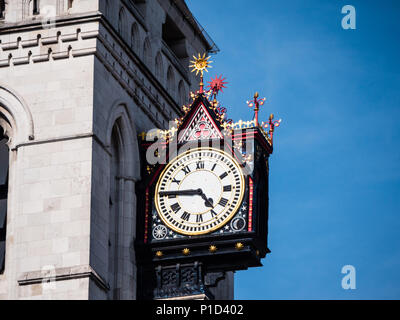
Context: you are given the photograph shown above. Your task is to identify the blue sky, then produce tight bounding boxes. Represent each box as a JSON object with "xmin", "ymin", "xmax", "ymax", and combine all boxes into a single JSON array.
[{"xmin": 186, "ymin": 0, "xmax": 400, "ymax": 299}]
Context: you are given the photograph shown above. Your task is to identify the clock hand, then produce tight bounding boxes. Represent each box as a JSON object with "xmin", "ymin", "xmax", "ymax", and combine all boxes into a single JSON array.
[
  {"xmin": 203, "ymin": 196, "xmax": 214, "ymax": 208},
  {"xmin": 159, "ymin": 189, "xmax": 214, "ymax": 207},
  {"xmin": 197, "ymin": 189, "xmax": 214, "ymax": 208},
  {"xmin": 159, "ymin": 189, "xmax": 202, "ymax": 196}
]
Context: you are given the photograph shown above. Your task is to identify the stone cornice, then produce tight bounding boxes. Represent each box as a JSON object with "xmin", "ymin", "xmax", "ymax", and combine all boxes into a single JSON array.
[
  {"xmin": 0, "ymin": 11, "xmax": 101, "ymax": 34},
  {"xmin": 17, "ymin": 264, "xmax": 110, "ymax": 292}
]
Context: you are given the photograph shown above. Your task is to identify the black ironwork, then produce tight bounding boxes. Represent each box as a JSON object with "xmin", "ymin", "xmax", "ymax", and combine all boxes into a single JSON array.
[{"xmin": 153, "ymin": 262, "xmax": 213, "ymax": 300}]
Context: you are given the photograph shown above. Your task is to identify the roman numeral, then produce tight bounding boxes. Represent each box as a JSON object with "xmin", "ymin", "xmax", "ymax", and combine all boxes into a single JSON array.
[
  {"xmin": 171, "ymin": 203, "xmax": 181, "ymax": 213},
  {"xmin": 172, "ymin": 178, "xmax": 181, "ymax": 185},
  {"xmin": 196, "ymin": 161, "xmax": 205, "ymax": 169},
  {"xmin": 196, "ymin": 214, "xmax": 203, "ymax": 223},
  {"xmin": 211, "ymin": 163, "xmax": 217, "ymax": 172},
  {"xmin": 223, "ymin": 185, "xmax": 232, "ymax": 192},
  {"xmin": 218, "ymin": 198, "xmax": 228, "ymax": 207},
  {"xmin": 182, "ymin": 166, "xmax": 191, "ymax": 175},
  {"xmin": 210, "ymin": 209, "xmax": 217, "ymax": 217},
  {"xmin": 181, "ymin": 211, "xmax": 190, "ymax": 221},
  {"xmin": 219, "ymin": 172, "xmax": 228, "ymax": 180}
]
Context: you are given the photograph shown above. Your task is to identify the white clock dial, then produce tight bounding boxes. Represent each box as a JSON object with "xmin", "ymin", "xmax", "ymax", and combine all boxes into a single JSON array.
[{"xmin": 154, "ymin": 147, "xmax": 245, "ymax": 236}]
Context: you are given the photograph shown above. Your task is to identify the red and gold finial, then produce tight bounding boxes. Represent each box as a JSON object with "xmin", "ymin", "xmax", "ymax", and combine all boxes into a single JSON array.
[
  {"xmin": 247, "ymin": 92, "xmax": 266, "ymax": 126},
  {"xmin": 207, "ymin": 75, "xmax": 228, "ymax": 96},
  {"xmin": 268, "ymin": 113, "xmax": 282, "ymax": 145},
  {"xmin": 189, "ymin": 53, "xmax": 213, "ymax": 94},
  {"xmin": 207, "ymin": 75, "xmax": 228, "ymax": 107}
]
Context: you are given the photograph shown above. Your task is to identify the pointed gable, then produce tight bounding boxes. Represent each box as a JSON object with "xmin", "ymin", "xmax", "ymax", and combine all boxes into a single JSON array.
[{"xmin": 178, "ymin": 95, "xmax": 224, "ymax": 144}]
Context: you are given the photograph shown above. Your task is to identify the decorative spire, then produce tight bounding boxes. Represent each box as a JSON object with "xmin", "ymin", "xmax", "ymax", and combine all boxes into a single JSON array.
[
  {"xmin": 144, "ymin": 57, "xmax": 282, "ymax": 147},
  {"xmin": 207, "ymin": 75, "xmax": 228, "ymax": 96},
  {"xmin": 246, "ymin": 92, "xmax": 266, "ymax": 127},
  {"xmin": 189, "ymin": 53, "xmax": 213, "ymax": 94},
  {"xmin": 268, "ymin": 113, "xmax": 282, "ymax": 145},
  {"xmin": 207, "ymin": 75, "xmax": 228, "ymax": 105}
]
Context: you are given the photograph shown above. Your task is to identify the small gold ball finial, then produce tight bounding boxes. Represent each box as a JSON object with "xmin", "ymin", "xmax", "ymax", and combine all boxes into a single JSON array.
[
  {"xmin": 209, "ymin": 245, "xmax": 217, "ymax": 253},
  {"xmin": 182, "ymin": 248, "xmax": 190, "ymax": 256},
  {"xmin": 235, "ymin": 242, "xmax": 244, "ymax": 251},
  {"xmin": 155, "ymin": 251, "xmax": 163, "ymax": 258}
]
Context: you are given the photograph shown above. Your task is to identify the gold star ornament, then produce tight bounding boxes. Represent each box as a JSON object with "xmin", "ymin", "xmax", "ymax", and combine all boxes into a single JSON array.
[
  {"xmin": 235, "ymin": 242, "xmax": 244, "ymax": 251},
  {"xmin": 189, "ymin": 53, "xmax": 212, "ymax": 76},
  {"xmin": 155, "ymin": 251, "xmax": 163, "ymax": 258},
  {"xmin": 208, "ymin": 245, "xmax": 218, "ymax": 253}
]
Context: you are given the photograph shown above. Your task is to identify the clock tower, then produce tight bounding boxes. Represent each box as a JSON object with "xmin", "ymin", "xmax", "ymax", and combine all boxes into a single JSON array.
[{"xmin": 135, "ymin": 55, "xmax": 281, "ymax": 300}]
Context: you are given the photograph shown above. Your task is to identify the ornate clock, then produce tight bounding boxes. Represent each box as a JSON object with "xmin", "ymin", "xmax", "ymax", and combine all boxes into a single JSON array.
[
  {"xmin": 135, "ymin": 57, "xmax": 281, "ymax": 300},
  {"xmin": 155, "ymin": 147, "xmax": 245, "ymax": 236}
]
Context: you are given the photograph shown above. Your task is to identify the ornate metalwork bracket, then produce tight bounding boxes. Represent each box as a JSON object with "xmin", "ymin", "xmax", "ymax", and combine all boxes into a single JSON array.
[{"xmin": 154, "ymin": 262, "xmax": 213, "ymax": 300}]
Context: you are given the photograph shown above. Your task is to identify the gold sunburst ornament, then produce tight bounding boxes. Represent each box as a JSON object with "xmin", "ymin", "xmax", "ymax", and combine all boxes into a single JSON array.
[
  {"xmin": 190, "ymin": 53, "xmax": 213, "ymax": 94},
  {"xmin": 189, "ymin": 53, "xmax": 212, "ymax": 76}
]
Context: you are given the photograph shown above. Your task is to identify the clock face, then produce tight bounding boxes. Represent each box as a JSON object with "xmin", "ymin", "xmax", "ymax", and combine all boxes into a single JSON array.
[{"xmin": 154, "ymin": 147, "xmax": 245, "ymax": 236}]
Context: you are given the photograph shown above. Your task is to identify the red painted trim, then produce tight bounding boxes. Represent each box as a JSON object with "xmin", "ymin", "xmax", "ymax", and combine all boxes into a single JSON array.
[
  {"xmin": 248, "ymin": 177, "xmax": 254, "ymax": 232},
  {"xmin": 144, "ymin": 188, "xmax": 149, "ymax": 243},
  {"xmin": 148, "ymin": 165, "xmax": 164, "ymax": 187}
]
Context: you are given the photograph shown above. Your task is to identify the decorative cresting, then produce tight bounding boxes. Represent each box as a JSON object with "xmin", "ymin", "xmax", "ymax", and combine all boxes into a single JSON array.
[
  {"xmin": 139, "ymin": 53, "xmax": 281, "ymax": 145},
  {"xmin": 136, "ymin": 53, "xmax": 281, "ymax": 300}
]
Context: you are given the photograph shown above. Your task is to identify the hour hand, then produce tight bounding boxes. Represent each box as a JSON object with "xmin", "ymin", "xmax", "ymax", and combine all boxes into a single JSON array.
[
  {"xmin": 199, "ymin": 192, "xmax": 214, "ymax": 208},
  {"xmin": 196, "ymin": 189, "xmax": 214, "ymax": 208}
]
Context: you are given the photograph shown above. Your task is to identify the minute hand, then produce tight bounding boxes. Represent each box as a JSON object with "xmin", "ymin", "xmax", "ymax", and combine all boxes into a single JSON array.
[
  {"xmin": 159, "ymin": 189, "xmax": 202, "ymax": 196},
  {"xmin": 159, "ymin": 189, "xmax": 214, "ymax": 208}
]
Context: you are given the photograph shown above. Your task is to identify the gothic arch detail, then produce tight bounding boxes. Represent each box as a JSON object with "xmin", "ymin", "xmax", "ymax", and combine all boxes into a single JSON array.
[
  {"xmin": 178, "ymin": 80, "xmax": 186, "ymax": 107},
  {"xmin": 0, "ymin": 0, "xmax": 6, "ymax": 19},
  {"xmin": 104, "ymin": 101, "xmax": 141, "ymax": 299},
  {"xmin": 56, "ymin": 0, "xmax": 74, "ymax": 15},
  {"xmin": 0, "ymin": 83, "xmax": 34, "ymax": 149},
  {"xmin": 131, "ymin": 22, "xmax": 140, "ymax": 53},
  {"xmin": 118, "ymin": 7, "xmax": 127, "ymax": 39},
  {"xmin": 105, "ymin": 101, "xmax": 140, "ymax": 181},
  {"xmin": 155, "ymin": 51, "xmax": 163, "ymax": 80},
  {"xmin": 105, "ymin": 0, "xmax": 110, "ymax": 17},
  {"xmin": 22, "ymin": 0, "xmax": 39, "ymax": 19},
  {"xmin": 167, "ymin": 65, "xmax": 175, "ymax": 97},
  {"xmin": 143, "ymin": 37, "xmax": 152, "ymax": 68}
]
